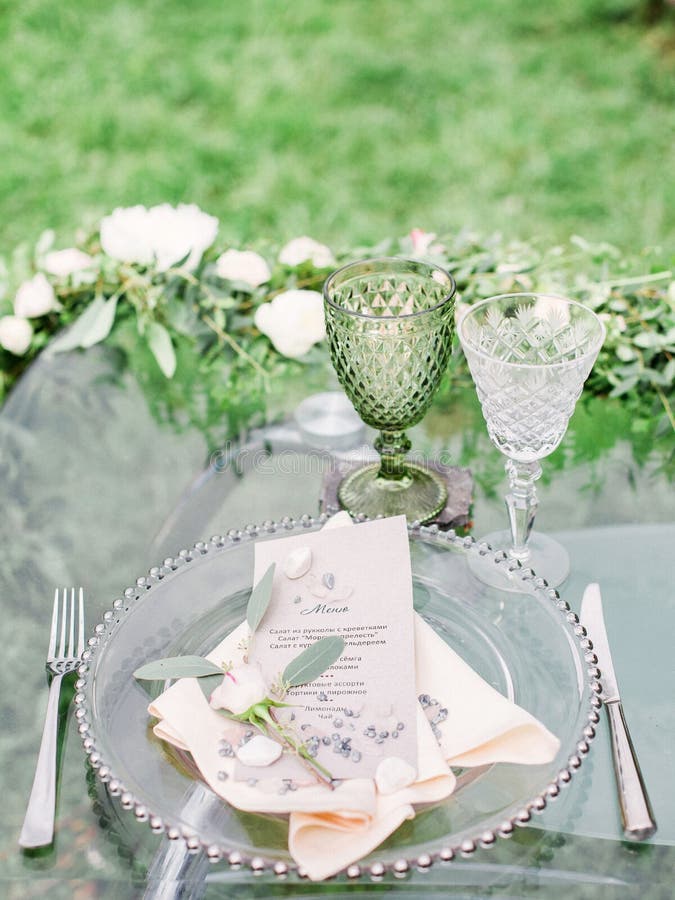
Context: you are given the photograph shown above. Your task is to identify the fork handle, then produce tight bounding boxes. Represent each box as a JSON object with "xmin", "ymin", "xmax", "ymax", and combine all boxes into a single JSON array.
[
  {"xmin": 606, "ymin": 700, "xmax": 657, "ymax": 841},
  {"xmin": 18, "ymin": 673, "xmax": 64, "ymax": 848}
]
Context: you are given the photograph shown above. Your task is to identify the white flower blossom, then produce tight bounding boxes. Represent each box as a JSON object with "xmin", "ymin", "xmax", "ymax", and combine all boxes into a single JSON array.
[
  {"xmin": 100, "ymin": 203, "xmax": 219, "ymax": 272},
  {"xmin": 278, "ymin": 236, "xmax": 335, "ymax": 268},
  {"xmin": 14, "ymin": 273, "xmax": 57, "ymax": 318},
  {"xmin": 215, "ymin": 249, "xmax": 271, "ymax": 287},
  {"xmin": 409, "ymin": 228, "xmax": 444, "ymax": 256},
  {"xmin": 43, "ymin": 248, "xmax": 95, "ymax": 278},
  {"xmin": 209, "ymin": 663, "xmax": 268, "ymax": 715},
  {"xmin": 0, "ymin": 315, "xmax": 33, "ymax": 355},
  {"xmin": 254, "ymin": 290, "xmax": 325, "ymax": 358}
]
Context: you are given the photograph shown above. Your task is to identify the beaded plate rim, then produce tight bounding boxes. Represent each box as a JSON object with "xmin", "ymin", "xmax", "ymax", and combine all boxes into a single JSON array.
[{"xmin": 74, "ymin": 513, "xmax": 601, "ymax": 882}]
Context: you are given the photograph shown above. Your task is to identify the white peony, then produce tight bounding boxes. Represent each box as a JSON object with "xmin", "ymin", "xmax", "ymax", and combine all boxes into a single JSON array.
[
  {"xmin": 278, "ymin": 236, "xmax": 335, "ymax": 269},
  {"xmin": 254, "ymin": 290, "xmax": 326, "ymax": 358},
  {"xmin": 100, "ymin": 203, "xmax": 219, "ymax": 272},
  {"xmin": 0, "ymin": 315, "xmax": 33, "ymax": 355},
  {"xmin": 215, "ymin": 249, "xmax": 271, "ymax": 287},
  {"xmin": 14, "ymin": 273, "xmax": 57, "ymax": 318},
  {"xmin": 209, "ymin": 663, "xmax": 268, "ymax": 715},
  {"xmin": 43, "ymin": 248, "xmax": 95, "ymax": 278},
  {"xmin": 100, "ymin": 205, "xmax": 154, "ymax": 266}
]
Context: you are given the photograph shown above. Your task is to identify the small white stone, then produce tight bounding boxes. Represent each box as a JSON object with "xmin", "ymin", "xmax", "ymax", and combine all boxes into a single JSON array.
[
  {"xmin": 375, "ymin": 757, "xmax": 417, "ymax": 795},
  {"xmin": 235, "ymin": 735, "xmax": 283, "ymax": 767},
  {"xmin": 283, "ymin": 546, "xmax": 312, "ymax": 579},
  {"xmin": 322, "ymin": 511, "xmax": 353, "ymax": 531}
]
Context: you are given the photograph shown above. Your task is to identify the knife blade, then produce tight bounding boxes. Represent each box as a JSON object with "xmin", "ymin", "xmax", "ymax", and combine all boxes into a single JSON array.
[{"xmin": 580, "ymin": 583, "xmax": 657, "ymax": 841}]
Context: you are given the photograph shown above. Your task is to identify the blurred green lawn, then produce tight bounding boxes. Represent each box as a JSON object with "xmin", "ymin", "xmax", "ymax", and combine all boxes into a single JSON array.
[{"xmin": 1, "ymin": 0, "xmax": 673, "ymax": 252}]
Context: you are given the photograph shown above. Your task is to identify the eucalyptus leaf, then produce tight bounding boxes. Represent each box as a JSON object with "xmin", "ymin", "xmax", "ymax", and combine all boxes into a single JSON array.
[
  {"xmin": 197, "ymin": 672, "xmax": 224, "ymax": 703},
  {"xmin": 633, "ymin": 330, "xmax": 663, "ymax": 349},
  {"xmin": 615, "ymin": 344, "xmax": 637, "ymax": 363},
  {"xmin": 52, "ymin": 294, "xmax": 119, "ymax": 353},
  {"xmin": 147, "ymin": 321, "xmax": 177, "ymax": 377},
  {"xmin": 246, "ymin": 563, "xmax": 275, "ymax": 634},
  {"xmin": 609, "ymin": 376, "xmax": 638, "ymax": 398},
  {"xmin": 283, "ymin": 636, "xmax": 345, "ymax": 688},
  {"xmin": 134, "ymin": 655, "xmax": 223, "ymax": 681},
  {"xmin": 80, "ymin": 294, "xmax": 119, "ymax": 348}
]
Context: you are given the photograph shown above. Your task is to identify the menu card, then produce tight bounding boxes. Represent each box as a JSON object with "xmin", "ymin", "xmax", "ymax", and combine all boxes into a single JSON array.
[{"xmin": 249, "ymin": 515, "xmax": 418, "ymax": 780}]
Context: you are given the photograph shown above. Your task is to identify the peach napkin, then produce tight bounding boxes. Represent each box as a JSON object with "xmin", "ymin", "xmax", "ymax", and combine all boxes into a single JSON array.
[{"xmin": 149, "ymin": 514, "xmax": 559, "ymax": 880}]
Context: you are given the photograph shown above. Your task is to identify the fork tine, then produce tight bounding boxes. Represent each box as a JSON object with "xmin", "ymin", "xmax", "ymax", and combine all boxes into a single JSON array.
[
  {"xmin": 58, "ymin": 589, "xmax": 68, "ymax": 658},
  {"xmin": 67, "ymin": 588, "xmax": 75, "ymax": 658},
  {"xmin": 48, "ymin": 589, "xmax": 59, "ymax": 659},
  {"xmin": 77, "ymin": 588, "xmax": 85, "ymax": 657}
]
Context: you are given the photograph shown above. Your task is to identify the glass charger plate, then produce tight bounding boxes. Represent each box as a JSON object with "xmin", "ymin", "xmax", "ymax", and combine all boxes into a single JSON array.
[{"xmin": 76, "ymin": 515, "xmax": 600, "ymax": 880}]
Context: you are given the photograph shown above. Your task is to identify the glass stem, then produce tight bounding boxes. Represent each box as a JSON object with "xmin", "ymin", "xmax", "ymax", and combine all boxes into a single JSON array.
[
  {"xmin": 504, "ymin": 459, "xmax": 542, "ymax": 562},
  {"xmin": 374, "ymin": 430, "xmax": 411, "ymax": 482}
]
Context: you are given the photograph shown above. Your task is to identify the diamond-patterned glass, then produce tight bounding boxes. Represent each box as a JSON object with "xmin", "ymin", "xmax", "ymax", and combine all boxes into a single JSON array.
[
  {"xmin": 323, "ymin": 258, "xmax": 456, "ymax": 523},
  {"xmin": 459, "ymin": 294, "xmax": 605, "ymax": 462},
  {"xmin": 324, "ymin": 259, "xmax": 455, "ymax": 431}
]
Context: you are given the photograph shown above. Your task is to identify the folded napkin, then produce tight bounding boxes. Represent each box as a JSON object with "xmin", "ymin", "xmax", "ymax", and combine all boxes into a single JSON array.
[{"xmin": 149, "ymin": 516, "xmax": 560, "ymax": 880}]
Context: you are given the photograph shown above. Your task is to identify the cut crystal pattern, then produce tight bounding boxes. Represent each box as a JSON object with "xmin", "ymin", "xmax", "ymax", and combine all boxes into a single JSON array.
[
  {"xmin": 459, "ymin": 295, "xmax": 605, "ymax": 462},
  {"xmin": 325, "ymin": 269, "xmax": 455, "ymax": 431}
]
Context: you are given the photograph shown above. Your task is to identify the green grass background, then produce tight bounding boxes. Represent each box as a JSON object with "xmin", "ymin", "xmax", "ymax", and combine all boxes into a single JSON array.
[{"xmin": 1, "ymin": 0, "xmax": 673, "ymax": 253}]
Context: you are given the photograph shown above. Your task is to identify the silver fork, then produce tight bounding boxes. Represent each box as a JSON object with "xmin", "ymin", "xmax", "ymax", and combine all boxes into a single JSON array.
[{"xmin": 19, "ymin": 588, "xmax": 85, "ymax": 849}]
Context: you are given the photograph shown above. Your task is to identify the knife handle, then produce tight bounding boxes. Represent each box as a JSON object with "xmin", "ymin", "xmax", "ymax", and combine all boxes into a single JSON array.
[{"xmin": 606, "ymin": 701, "xmax": 657, "ymax": 841}]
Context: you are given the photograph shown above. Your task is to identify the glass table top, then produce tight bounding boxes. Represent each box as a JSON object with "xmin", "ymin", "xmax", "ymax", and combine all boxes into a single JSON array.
[{"xmin": 0, "ymin": 346, "xmax": 673, "ymax": 897}]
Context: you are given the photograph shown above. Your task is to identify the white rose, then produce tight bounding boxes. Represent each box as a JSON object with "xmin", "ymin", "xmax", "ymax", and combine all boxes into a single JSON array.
[
  {"xmin": 100, "ymin": 203, "xmax": 219, "ymax": 272},
  {"xmin": 254, "ymin": 290, "xmax": 326, "ymax": 358},
  {"xmin": 215, "ymin": 249, "xmax": 271, "ymax": 287},
  {"xmin": 43, "ymin": 248, "xmax": 95, "ymax": 277},
  {"xmin": 14, "ymin": 273, "xmax": 57, "ymax": 318},
  {"xmin": 0, "ymin": 316, "xmax": 33, "ymax": 355},
  {"xmin": 278, "ymin": 236, "xmax": 335, "ymax": 268},
  {"xmin": 209, "ymin": 663, "xmax": 268, "ymax": 715}
]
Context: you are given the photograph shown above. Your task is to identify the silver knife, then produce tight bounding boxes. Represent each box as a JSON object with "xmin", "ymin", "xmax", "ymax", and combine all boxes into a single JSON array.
[{"xmin": 580, "ymin": 583, "xmax": 657, "ymax": 841}]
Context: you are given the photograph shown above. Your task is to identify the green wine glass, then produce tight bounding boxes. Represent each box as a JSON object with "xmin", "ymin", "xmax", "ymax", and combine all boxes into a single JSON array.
[{"xmin": 323, "ymin": 257, "xmax": 456, "ymax": 523}]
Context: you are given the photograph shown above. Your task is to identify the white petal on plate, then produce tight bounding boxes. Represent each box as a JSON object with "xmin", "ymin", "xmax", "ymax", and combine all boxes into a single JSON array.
[
  {"xmin": 235, "ymin": 735, "xmax": 283, "ymax": 767},
  {"xmin": 283, "ymin": 546, "xmax": 312, "ymax": 579}
]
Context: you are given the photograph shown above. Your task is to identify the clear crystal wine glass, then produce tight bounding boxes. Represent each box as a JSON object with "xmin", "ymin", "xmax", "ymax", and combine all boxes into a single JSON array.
[
  {"xmin": 458, "ymin": 293, "xmax": 605, "ymax": 588},
  {"xmin": 323, "ymin": 257, "xmax": 456, "ymax": 523}
]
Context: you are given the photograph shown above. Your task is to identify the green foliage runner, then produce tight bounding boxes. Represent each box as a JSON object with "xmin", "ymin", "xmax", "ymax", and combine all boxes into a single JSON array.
[{"xmin": 1, "ymin": 221, "xmax": 673, "ymax": 459}]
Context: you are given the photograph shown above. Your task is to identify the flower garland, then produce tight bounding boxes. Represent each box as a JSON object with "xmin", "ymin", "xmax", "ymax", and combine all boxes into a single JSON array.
[{"xmin": 0, "ymin": 205, "xmax": 672, "ymax": 450}]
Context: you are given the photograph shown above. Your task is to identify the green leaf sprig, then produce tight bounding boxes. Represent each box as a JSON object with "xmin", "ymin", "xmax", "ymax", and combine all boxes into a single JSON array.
[
  {"xmin": 281, "ymin": 636, "xmax": 345, "ymax": 692},
  {"xmin": 246, "ymin": 562, "xmax": 275, "ymax": 634},
  {"xmin": 134, "ymin": 655, "xmax": 223, "ymax": 680},
  {"xmin": 133, "ymin": 562, "xmax": 346, "ymax": 786},
  {"xmin": 1, "ymin": 225, "xmax": 670, "ymax": 457}
]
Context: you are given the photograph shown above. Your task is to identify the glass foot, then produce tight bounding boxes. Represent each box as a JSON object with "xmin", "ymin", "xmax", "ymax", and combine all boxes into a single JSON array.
[
  {"xmin": 468, "ymin": 529, "xmax": 570, "ymax": 591},
  {"xmin": 337, "ymin": 462, "xmax": 447, "ymax": 524}
]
